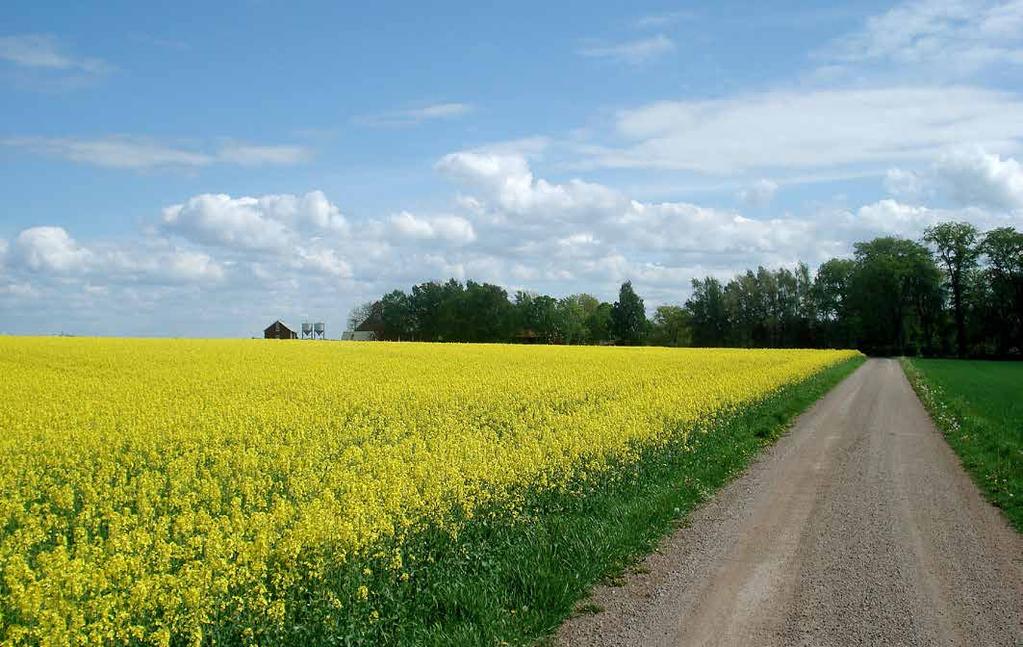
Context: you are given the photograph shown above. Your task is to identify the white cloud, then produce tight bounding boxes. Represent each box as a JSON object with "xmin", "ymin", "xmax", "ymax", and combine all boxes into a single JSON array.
[
  {"xmin": 884, "ymin": 168, "xmax": 927, "ymax": 199},
  {"xmin": 7, "ymin": 225, "xmax": 224, "ymax": 285},
  {"xmin": 886, "ymin": 148, "xmax": 1023, "ymax": 209},
  {"xmin": 161, "ymin": 250, "xmax": 225, "ymax": 283},
  {"xmin": 822, "ymin": 0, "xmax": 1023, "ymax": 76},
  {"xmin": 737, "ymin": 179, "xmax": 779, "ymax": 207},
  {"xmin": 586, "ymin": 86, "xmax": 1023, "ymax": 174},
  {"xmin": 436, "ymin": 150, "xmax": 623, "ymax": 216},
  {"xmin": 162, "ymin": 195, "xmax": 292, "ymax": 251},
  {"xmin": 6, "ymin": 151, "xmax": 1022, "ymax": 336},
  {"xmin": 161, "ymin": 191, "xmax": 346, "ymax": 251},
  {"xmin": 293, "ymin": 248, "xmax": 352, "ymax": 278},
  {"xmin": 6, "ymin": 136, "xmax": 212, "ymax": 168},
  {"xmin": 931, "ymin": 148, "xmax": 1023, "ymax": 209},
  {"xmin": 0, "ymin": 34, "xmax": 109, "ymax": 73},
  {"xmin": 390, "ymin": 212, "xmax": 476, "ymax": 245},
  {"xmin": 577, "ymin": 35, "xmax": 675, "ymax": 64},
  {"xmin": 3, "ymin": 136, "xmax": 311, "ymax": 169},
  {"xmin": 216, "ymin": 143, "xmax": 311, "ymax": 166},
  {"xmin": 13, "ymin": 226, "xmax": 93, "ymax": 273},
  {"xmin": 852, "ymin": 199, "xmax": 943, "ymax": 235},
  {"xmin": 438, "ymin": 150, "xmax": 1022, "ymax": 274},
  {"xmin": 355, "ymin": 102, "xmax": 474, "ymax": 127}
]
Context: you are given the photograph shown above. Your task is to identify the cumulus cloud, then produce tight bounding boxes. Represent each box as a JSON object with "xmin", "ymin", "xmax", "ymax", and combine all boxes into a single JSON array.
[
  {"xmin": 7, "ymin": 150, "xmax": 1022, "ymax": 336},
  {"xmin": 590, "ymin": 86, "xmax": 1023, "ymax": 174},
  {"xmin": 292, "ymin": 248, "xmax": 352, "ymax": 278},
  {"xmin": 886, "ymin": 148, "xmax": 1023, "ymax": 210},
  {"xmin": 161, "ymin": 191, "xmax": 347, "ymax": 251},
  {"xmin": 884, "ymin": 168, "xmax": 927, "ymax": 199},
  {"xmin": 6, "ymin": 225, "xmax": 224, "ymax": 285},
  {"xmin": 13, "ymin": 226, "xmax": 93, "ymax": 273},
  {"xmin": 577, "ymin": 34, "xmax": 675, "ymax": 64},
  {"xmin": 737, "ymin": 179, "xmax": 779, "ymax": 207},
  {"xmin": 437, "ymin": 151, "xmax": 623, "ymax": 217},
  {"xmin": 390, "ymin": 212, "xmax": 476, "ymax": 245},
  {"xmin": 160, "ymin": 250, "xmax": 225, "ymax": 283},
  {"xmin": 931, "ymin": 148, "xmax": 1023, "ymax": 209},
  {"xmin": 3, "ymin": 136, "xmax": 311, "ymax": 169}
]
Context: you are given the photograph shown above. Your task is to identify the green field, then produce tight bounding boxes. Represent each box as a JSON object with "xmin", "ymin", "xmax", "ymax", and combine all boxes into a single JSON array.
[{"xmin": 902, "ymin": 359, "xmax": 1023, "ymax": 531}]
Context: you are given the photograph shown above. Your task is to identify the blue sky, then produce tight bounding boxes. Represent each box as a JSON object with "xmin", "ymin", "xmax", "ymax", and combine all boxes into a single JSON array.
[{"xmin": 2, "ymin": 0, "xmax": 1023, "ymax": 336}]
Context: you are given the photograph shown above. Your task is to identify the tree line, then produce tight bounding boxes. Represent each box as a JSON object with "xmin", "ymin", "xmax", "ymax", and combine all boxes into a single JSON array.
[{"xmin": 348, "ymin": 222, "xmax": 1023, "ymax": 357}]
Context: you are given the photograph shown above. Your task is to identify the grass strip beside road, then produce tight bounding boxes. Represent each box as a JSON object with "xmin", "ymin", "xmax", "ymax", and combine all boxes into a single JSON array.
[{"xmin": 901, "ymin": 358, "xmax": 1022, "ymax": 532}]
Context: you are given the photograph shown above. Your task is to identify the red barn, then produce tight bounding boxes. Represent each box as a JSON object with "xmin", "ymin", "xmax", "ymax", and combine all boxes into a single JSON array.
[{"xmin": 264, "ymin": 320, "xmax": 298, "ymax": 339}]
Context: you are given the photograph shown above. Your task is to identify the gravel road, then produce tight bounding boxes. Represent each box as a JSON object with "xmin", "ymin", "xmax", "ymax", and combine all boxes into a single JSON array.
[{"xmin": 558, "ymin": 358, "xmax": 1022, "ymax": 646}]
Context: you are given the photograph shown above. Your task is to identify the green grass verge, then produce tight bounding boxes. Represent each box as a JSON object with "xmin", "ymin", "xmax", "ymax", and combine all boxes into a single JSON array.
[
  {"xmin": 230, "ymin": 356, "xmax": 865, "ymax": 646},
  {"xmin": 901, "ymin": 358, "xmax": 1022, "ymax": 532}
]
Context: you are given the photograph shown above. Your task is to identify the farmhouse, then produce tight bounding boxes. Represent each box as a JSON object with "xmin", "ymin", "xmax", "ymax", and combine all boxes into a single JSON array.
[
  {"xmin": 264, "ymin": 320, "xmax": 298, "ymax": 339},
  {"xmin": 342, "ymin": 302, "xmax": 384, "ymax": 341}
]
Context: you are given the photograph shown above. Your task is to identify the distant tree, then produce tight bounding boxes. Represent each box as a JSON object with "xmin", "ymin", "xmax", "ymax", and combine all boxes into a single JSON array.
[
  {"xmin": 585, "ymin": 300, "xmax": 614, "ymax": 344},
  {"xmin": 723, "ymin": 270, "xmax": 761, "ymax": 347},
  {"xmin": 813, "ymin": 258, "xmax": 857, "ymax": 348},
  {"xmin": 409, "ymin": 281, "xmax": 442, "ymax": 341},
  {"xmin": 380, "ymin": 290, "xmax": 415, "ymax": 340},
  {"xmin": 925, "ymin": 222, "xmax": 980, "ymax": 357},
  {"xmin": 650, "ymin": 305, "xmax": 691, "ymax": 347},
  {"xmin": 461, "ymin": 281, "xmax": 514, "ymax": 342},
  {"xmin": 556, "ymin": 295, "xmax": 590, "ymax": 344},
  {"xmin": 356, "ymin": 223, "xmax": 1021, "ymax": 355},
  {"xmin": 686, "ymin": 277, "xmax": 729, "ymax": 346},
  {"xmin": 346, "ymin": 301, "xmax": 375, "ymax": 331},
  {"xmin": 793, "ymin": 262, "xmax": 816, "ymax": 347},
  {"xmin": 980, "ymin": 227, "xmax": 1023, "ymax": 354},
  {"xmin": 849, "ymin": 237, "xmax": 943, "ymax": 355},
  {"xmin": 611, "ymin": 281, "xmax": 647, "ymax": 345},
  {"xmin": 515, "ymin": 291, "xmax": 562, "ymax": 343}
]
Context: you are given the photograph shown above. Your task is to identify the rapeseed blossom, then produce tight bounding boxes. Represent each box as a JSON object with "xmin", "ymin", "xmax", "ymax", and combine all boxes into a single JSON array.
[{"xmin": 0, "ymin": 337, "xmax": 857, "ymax": 643}]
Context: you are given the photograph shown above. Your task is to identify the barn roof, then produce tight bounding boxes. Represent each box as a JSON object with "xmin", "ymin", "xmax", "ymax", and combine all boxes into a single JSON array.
[{"xmin": 265, "ymin": 319, "xmax": 295, "ymax": 333}]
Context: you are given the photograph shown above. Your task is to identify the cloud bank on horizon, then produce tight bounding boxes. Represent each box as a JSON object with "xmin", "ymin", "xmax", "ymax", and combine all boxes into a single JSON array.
[{"xmin": 2, "ymin": 0, "xmax": 1023, "ymax": 336}]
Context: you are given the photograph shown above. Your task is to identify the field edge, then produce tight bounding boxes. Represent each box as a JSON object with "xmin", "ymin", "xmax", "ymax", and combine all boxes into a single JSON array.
[
  {"xmin": 899, "ymin": 357, "xmax": 1022, "ymax": 532},
  {"xmin": 336, "ymin": 354, "xmax": 867, "ymax": 647}
]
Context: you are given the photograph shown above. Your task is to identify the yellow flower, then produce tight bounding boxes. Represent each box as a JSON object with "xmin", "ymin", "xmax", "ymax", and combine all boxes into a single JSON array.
[{"xmin": 0, "ymin": 336, "xmax": 857, "ymax": 643}]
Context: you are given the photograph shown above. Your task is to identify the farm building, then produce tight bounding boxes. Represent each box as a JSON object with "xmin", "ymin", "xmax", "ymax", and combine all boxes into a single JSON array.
[
  {"xmin": 264, "ymin": 320, "xmax": 298, "ymax": 339},
  {"xmin": 342, "ymin": 302, "xmax": 384, "ymax": 341}
]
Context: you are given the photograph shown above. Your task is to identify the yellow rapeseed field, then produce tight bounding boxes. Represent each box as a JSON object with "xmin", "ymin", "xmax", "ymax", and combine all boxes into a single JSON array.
[{"xmin": 0, "ymin": 337, "xmax": 857, "ymax": 644}]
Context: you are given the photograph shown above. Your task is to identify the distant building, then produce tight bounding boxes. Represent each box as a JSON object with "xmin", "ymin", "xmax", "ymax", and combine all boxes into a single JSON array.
[
  {"xmin": 341, "ymin": 302, "xmax": 384, "ymax": 341},
  {"xmin": 264, "ymin": 320, "xmax": 298, "ymax": 339},
  {"xmin": 341, "ymin": 329, "xmax": 377, "ymax": 341}
]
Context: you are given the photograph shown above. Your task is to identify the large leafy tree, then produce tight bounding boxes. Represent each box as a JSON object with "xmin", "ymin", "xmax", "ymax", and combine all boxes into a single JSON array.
[
  {"xmin": 460, "ymin": 281, "xmax": 514, "ymax": 343},
  {"xmin": 849, "ymin": 236, "xmax": 944, "ymax": 356},
  {"xmin": 812, "ymin": 258, "xmax": 857, "ymax": 349},
  {"xmin": 379, "ymin": 290, "xmax": 415, "ymax": 340},
  {"xmin": 981, "ymin": 227, "xmax": 1023, "ymax": 354},
  {"xmin": 514, "ymin": 291, "xmax": 562, "ymax": 343},
  {"xmin": 686, "ymin": 277, "xmax": 728, "ymax": 346},
  {"xmin": 611, "ymin": 281, "xmax": 647, "ymax": 345},
  {"xmin": 650, "ymin": 305, "xmax": 691, "ymax": 347},
  {"xmin": 924, "ymin": 222, "xmax": 980, "ymax": 357}
]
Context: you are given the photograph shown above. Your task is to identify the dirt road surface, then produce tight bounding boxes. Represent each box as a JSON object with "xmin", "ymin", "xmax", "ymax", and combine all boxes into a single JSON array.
[{"xmin": 558, "ymin": 358, "xmax": 1022, "ymax": 646}]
